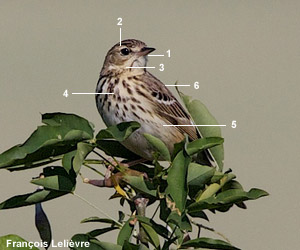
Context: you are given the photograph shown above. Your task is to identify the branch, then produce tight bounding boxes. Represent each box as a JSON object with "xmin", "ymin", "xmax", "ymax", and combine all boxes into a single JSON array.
[
  {"xmin": 191, "ymin": 220, "xmax": 231, "ymax": 243},
  {"xmin": 134, "ymin": 196, "xmax": 149, "ymax": 246}
]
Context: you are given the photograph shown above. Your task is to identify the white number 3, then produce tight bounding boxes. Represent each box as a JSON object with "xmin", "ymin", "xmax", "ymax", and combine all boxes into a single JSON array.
[{"xmin": 159, "ymin": 64, "xmax": 164, "ymax": 71}]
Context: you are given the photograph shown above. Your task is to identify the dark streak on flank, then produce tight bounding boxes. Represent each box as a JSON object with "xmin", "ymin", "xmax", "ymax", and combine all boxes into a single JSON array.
[
  {"xmin": 130, "ymin": 104, "xmax": 136, "ymax": 110},
  {"xmin": 127, "ymin": 87, "xmax": 133, "ymax": 95},
  {"xmin": 133, "ymin": 112, "xmax": 144, "ymax": 121},
  {"xmin": 138, "ymin": 105, "xmax": 146, "ymax": 112},
  {"xmin": 135, "ymin": 87, "xmax": 149, "ymax": 100},
  {"xmin": 124, "ymin": 104, "xmax": 128, "ymax": 111},
  {"xmin": 131, "ymin": 97, "xmax": 141, "ymax": 103},
  {"xmin": 122, "ymin": 80, "xmax": 127, "ymax": 88}
]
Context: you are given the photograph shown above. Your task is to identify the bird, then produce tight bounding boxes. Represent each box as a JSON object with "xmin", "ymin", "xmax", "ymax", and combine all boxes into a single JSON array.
[{"xmin": 95, "ymin": 39, "xmax": 216, "ymax": 167}]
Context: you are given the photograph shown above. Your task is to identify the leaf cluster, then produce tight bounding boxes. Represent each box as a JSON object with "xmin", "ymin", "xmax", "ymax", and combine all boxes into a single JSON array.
[{"xmin": 0, "ymin": 94, "xmax": 268, "ymax": 250}]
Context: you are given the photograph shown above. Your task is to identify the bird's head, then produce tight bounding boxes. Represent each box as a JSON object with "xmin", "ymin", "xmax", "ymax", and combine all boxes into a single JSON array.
[{"xmin": 100, "ymin": 39, "xmax": 155, "ymax": 76}]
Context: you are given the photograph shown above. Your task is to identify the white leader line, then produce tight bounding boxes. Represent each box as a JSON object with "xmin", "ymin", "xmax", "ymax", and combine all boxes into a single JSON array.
[
  {"xmin": 119, "ymin": 28, "xmax": 122, "ymax": 46},
  {"xmin": 72, "ymin": 93, "xmax": 114, "ymax": 95},
  {"xmin": 163, "ymin": 124, "xmax": 227, "ymax": 127},
  {"xmin": 126, "ymin": 66, "xmax": 156, "ymax": 69},
  {"xmin": 148, "ymin": 54, "xmax": 164, "ymax": 57},
  {"xmin": 165, "ymin": 84, "xmax": 190, "ymax": 87}
]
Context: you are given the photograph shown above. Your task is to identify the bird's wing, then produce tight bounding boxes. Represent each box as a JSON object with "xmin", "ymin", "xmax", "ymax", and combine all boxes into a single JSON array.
[{"xmin": 144, "ymin": 72, "xmax": 198, "ymax": 140}]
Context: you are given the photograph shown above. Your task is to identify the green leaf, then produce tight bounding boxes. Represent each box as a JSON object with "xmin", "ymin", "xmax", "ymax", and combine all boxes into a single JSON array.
[
  {"xmin": 186, "ymin": 137, "xmax": 223, "ymax": 156},
  {"xmin": 188, "ymin": 188, "xmax": 269, "ymax": 213},
  {"xmin": 136, "ymin": 216, "xmax": 169, "ymax": 239},
  {"xmin": 143, "ymin": 133, "xmax": 171, "ymax": 161},
  {"xmin": 187, "ymin": 209, "xmax": 209, "ymax": 221},
  {"xmin": 0, "ymin": 235, "xmax": 40, "ymax": 250},
  {"xmin": 96, "ymin": 121, "xmax": 140, "ymax": 141},
  {"xmin": 91, "ymin": 240, "xmax": 122, "ymax": 250},
  {"xmin": 87, "ymin": 227, "xmax": 118, "ymax": 238},
  {"xmin": 0, "ymin": 189, "xmax": 68, "ymax": 210},
  {"xmin": 81, "ymin": 217, "xmax": 118, "ymax": 227},
  {"xmin": 62, "ymin": 150, "xmax": 77, "ymax": 174},
  {"xmin": 167, "ymin": 151, "xmax": 191, "ymax": 212},
  {"xmin": 35, "ymin": 203, "xmax": 52, "ymax": 247},
  {"xmin": 0, "ymin": 113, "xmax": 94, "ymax": 171},
  {"xmin": 42, "ymin": 113, "xmax": 94, "ymax": 137},
  {"xmin": 181, "ymin": 237, "xmax": 240, "ymax": 249},
  {"xmin": 195, "ymin": 173, "xmax": 236, "ymax": 202},
  {"xmin": 72, "ymin": 142, "xmax": 94, "ymax": 174},
  {"xmin": 124, "ymin": 175, "xmax": 156, "ymax": 197},
  {"xmin": 31, "ymin": 166, "xmax": 75, "ymax": 192},
  {"xmin": 96, "ymin": 140, "xmax": 140, "ymax": 160},
  {"xmin": 117, "ymin": 219, "xmax": 133, "ymax": 246},
  {"xmin": 187, "ymin": 163, "xmax": 215, "ymax": 187},
  {"xmin": 167, "ymin": 212, "xmax": 192, "ymax": 231},
  {"xmin": 122, "ymin": 241, "xmax": 150, "ymax": 250},
  {"xmin": 177, "ymin": 91, "xmax": 224, "ymax": 171},
  {"xmin": 71, "ymin": 234, "xmax": 104, "ymax": 250},
  {"xmin": 141, "ymin": 223, "xmax": 160, "ymax": 249}
]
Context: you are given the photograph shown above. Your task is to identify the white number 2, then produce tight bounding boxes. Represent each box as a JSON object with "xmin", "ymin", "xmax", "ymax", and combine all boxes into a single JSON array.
[{"xmin": 117, "ymin": 17, "xmax": 122, "ymax": 26}]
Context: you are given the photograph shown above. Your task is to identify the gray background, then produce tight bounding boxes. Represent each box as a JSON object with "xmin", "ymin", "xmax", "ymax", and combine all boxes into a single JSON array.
[{"xmin": 0, "ymin": 1, "xmax": 299, "ymax": 249}]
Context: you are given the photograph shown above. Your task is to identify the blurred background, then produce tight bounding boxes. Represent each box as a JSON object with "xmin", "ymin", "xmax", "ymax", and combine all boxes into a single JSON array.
[{"xmin": 0, "ymin": 1, "xmax": 299, "ymax": 249}]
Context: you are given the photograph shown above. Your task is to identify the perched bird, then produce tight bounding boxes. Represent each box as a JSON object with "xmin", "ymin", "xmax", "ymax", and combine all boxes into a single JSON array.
[{"xmin": 96, "ymin": 39, "xmax": 216, "ymax": 166}]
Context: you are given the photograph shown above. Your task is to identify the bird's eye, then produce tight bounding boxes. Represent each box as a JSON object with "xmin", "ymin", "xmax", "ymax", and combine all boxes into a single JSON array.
[{"xmin": 120, "ymin": 48, "xmax": 130, "ymax": 56}]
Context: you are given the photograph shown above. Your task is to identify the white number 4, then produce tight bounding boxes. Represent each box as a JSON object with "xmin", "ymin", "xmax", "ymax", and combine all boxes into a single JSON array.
[
  {"xmin": 231, "ymin": 120, "xmax": 237, "ymax": 128},
  {"xmin": 63, "ymin": 89, "xmax": 69, "ymax": 98}
]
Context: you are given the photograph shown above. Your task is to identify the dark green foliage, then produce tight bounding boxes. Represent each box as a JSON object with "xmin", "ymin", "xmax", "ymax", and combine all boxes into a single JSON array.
[{"xmin": 0, "ymin": 93, "xmax": 268, "ymax": 249}]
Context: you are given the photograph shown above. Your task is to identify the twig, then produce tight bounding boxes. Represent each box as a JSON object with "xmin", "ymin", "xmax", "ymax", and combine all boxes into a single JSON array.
[
  {"xmin": 191, "ymin": 220, "xmax": 231, "ymax": 243},
  {"xmin": 169, "ymin": 225, "xmax": 178, "ymax": 241},
  {"xmin": 92, "ymin": 149, "xmax": 111, "ymax": 166},
  {"xmin": 151, "ymin": 203, "xmax": 160, "ymax": 220},
  {"xmin": 72, "ymin": 192, "xmax": 122, "ymax": 227},
  {"xmin": 84, "ymin": 159, "xmax": 105, "ymax": 164},
  {"xmin": 82, "ymin": 163, "xmax": 105, "ymax": 177},
  {"xmin": 134, "ymin": 196, "xmax": 149, "ymax": 246}
]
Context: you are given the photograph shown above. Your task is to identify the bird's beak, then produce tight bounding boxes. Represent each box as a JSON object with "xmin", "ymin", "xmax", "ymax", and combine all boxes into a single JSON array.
[{"xmin": 138, "ymin": 47, "xmax": 156, "ymax": 56}]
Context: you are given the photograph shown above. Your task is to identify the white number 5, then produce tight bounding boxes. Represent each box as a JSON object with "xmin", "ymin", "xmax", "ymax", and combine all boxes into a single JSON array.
[{"xmin": 231, "ymin": 120, "xmax": 237, "ymax": 128}]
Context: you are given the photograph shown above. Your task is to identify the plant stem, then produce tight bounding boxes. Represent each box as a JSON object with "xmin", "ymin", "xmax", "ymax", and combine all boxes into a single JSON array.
[
  {"xmin": 191, "ymin": 220, "xmax": 231, "ymax": 243},
  {"xmin": 151, "ymin": 203, "xmax": 160, "ymax": 220},
  {"xmin": 72, "ymin": 192, "xmax": 122, "ymax": 227},
  {"xmin": 134, "ymin": 196, "xmax": 149, "ymax": 246},
  {"xmin": 83, "ymin": 163, "xmax": 105, "ymax": 177}
]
